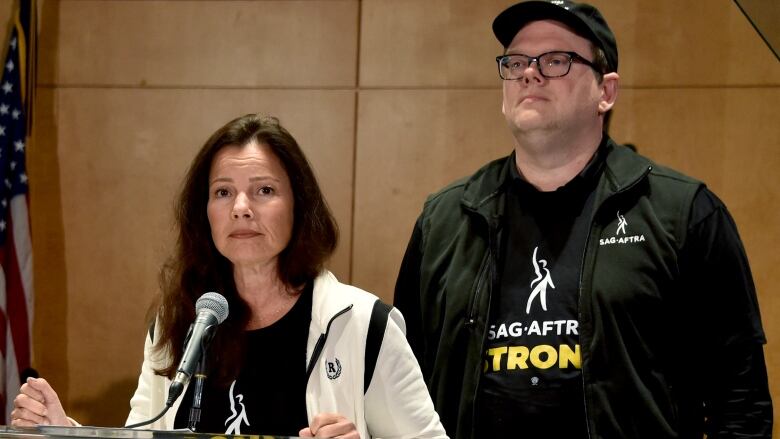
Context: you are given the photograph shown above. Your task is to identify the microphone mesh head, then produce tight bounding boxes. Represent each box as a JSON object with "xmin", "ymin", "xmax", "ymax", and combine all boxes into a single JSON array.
[{"xmin": 196, "ymin": 292, "xmax": 229, "ymax": 324}]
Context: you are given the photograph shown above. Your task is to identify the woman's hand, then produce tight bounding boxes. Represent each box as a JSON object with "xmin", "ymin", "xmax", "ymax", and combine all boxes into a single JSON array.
[
  {"xmin": 299, "ymin": 413, "xmax": 360, "ymax": 438},
  {"xmin": 11, "ymin": 378, "xmax": 71, "ymax": 427}
]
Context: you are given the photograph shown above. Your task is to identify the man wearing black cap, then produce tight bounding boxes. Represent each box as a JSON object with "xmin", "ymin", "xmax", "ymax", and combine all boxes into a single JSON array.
[{"xmin": 394, "ymin": 1, "xmax": 772, "ymax": 438}]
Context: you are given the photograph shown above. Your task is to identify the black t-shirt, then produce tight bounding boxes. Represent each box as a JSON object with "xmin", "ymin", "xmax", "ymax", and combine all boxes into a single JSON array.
[
  {"xmin": 174, "ymin": 284, "xmax": 313, "ymax": 435},
  {"xmin": 477, "ymin": 145, "xmax": 605, "ymax": 438}
]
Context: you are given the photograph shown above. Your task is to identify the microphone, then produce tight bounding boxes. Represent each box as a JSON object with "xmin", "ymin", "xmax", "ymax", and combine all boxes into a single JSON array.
[
  {"xmin": 166, "ymin": 292, "xmax": 229, "ymax": 406},
  {"xmin": 125, "ymin": 292, "xmax": 228, "ymax": 430}
]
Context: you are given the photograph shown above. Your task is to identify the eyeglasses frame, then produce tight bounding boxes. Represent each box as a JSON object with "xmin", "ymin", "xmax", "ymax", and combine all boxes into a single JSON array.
[{"xmin": 495, "ymin": 51, "xmax": 599, "ymax": 80}]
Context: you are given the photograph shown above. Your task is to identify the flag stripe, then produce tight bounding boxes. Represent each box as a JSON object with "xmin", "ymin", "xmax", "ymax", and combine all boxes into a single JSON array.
[
  {"xmin": 11, "ymin": 195, "xmax": 33, "ymax": 332},
  {"xmin": 6, "ymin": 205, "xmax": 31, "ymax": 372}
]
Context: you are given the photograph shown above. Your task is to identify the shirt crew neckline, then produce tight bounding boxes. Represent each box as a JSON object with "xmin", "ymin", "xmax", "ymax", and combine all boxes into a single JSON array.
[{"xmin": 509, "ymin": 135, "xmax": 609, "ymax": 196}]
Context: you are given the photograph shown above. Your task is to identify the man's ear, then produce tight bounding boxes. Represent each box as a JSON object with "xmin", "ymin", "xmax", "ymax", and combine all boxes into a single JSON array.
[{"xmin": 598, "ymin": 72, "xmax": 619, "ymax": 114}]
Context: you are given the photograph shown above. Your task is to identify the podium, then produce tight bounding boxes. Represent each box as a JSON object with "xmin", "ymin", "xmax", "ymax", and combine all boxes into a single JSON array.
[{"xmin": 0, "ymin": 426, "xmax": 298, "ymax": 439}]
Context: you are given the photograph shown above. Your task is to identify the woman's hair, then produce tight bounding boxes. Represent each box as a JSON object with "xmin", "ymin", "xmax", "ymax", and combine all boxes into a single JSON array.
[{"xmin": 151, "ymin": 114, "xmax": 338, "ymax": 385}]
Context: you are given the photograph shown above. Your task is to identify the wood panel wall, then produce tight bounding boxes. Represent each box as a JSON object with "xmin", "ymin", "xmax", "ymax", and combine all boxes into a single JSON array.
[{"xmin": 9, "ymin": 0, "xmax": 778, "ymax": 430}]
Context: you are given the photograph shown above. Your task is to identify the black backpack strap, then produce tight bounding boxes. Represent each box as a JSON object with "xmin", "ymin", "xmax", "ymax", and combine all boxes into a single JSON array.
[{"xmin": 364, "ymin": 299, "xmax": 393, "ymax": 394}]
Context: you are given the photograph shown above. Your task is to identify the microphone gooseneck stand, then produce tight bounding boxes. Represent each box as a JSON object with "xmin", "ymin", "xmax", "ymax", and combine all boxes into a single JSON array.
[{"xmin": 187, "ymin": 354, "xmax": 208, "ymax": 431}]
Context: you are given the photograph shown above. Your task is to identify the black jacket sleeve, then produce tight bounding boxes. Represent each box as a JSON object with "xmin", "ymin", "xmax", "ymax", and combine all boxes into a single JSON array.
[
  {"xmin": 680, "ymin": 188, "xmax": 772, "ymax": 437},
  {"xmin": 393, "ymin": 216, "xmax": 427, "ymax": 370}
]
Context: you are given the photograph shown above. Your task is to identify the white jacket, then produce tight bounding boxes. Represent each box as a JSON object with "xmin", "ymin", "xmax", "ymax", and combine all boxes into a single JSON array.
[{"xmin": 125, "ymin": 270, "xmax": 448, "ymax": 439}]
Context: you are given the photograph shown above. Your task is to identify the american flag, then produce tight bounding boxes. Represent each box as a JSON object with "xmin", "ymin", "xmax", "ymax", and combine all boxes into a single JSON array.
[{"xmin": 0, "ymin": 9, "xmax": 34, "ymax": 424}]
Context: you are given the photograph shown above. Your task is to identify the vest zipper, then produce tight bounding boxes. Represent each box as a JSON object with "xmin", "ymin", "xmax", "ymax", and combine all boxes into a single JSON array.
[
  {"xmin": 466, "ymin": 251, "xmax": 491, "ymax": 326},
  {"xmin": 467, "ymin": 218, "xmax": 500, "ymax": 438}
]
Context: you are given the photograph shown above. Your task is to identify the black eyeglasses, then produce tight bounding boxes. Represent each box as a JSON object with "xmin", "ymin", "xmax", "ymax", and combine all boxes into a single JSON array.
[{"xmin": 496, "ymin": 51, "xmax": 598, "ymax": 80}]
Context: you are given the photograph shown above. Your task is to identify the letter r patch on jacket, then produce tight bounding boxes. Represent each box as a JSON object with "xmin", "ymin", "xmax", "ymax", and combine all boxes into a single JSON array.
[{"xmin": 325, "ymin": 358, "xmax": 342, "ymax": 379}]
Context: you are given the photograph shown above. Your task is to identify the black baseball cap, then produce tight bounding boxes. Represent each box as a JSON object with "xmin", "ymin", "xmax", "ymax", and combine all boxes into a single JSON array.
[{"xmin": 492, "ymin": 1, "xmax": 618, "ymax": 73}]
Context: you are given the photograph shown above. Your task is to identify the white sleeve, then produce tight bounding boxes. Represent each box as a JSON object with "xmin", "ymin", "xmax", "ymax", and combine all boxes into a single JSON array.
[
  {"xmin": 364, "ymin": 309, "xmax": 449, "ymax": 439},
  {"xmin": 125, "ymin": 330, "xmax": 167, "ymax": 428}
]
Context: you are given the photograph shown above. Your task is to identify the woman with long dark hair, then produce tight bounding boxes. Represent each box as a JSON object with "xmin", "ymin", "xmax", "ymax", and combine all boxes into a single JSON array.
[{"xmin": 12, "ymin": 114, "xmax": 447, "ymax": 439}]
